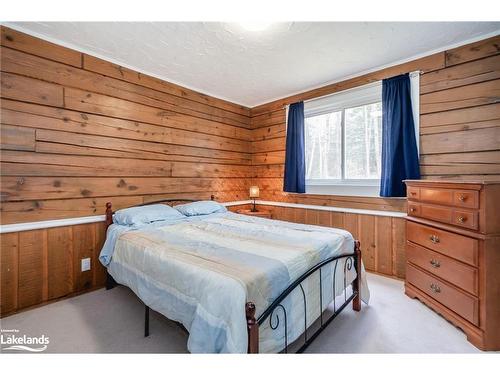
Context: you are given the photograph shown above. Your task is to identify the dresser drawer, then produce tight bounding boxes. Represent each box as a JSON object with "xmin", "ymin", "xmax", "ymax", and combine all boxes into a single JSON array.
[
  {"xmin": 419, "ymin": 203, "xmax": 452, "ymax": 223},
  {"xmin": 406, "ymin": 264, "xmax": 478, "ymax": 325},
  {"xmin": 410, "ymin": 203, "xmax": 479, "ymax": 231},
  {"xmin": 452, "ymin": 210, "xmax": 478, "ymax": 230},
  {"xmin": 406, "ymin": 242, "xmax": 478, "ymax": 295},
  {"xmin": 419, "ymin": 187, "xmax": 454, "ymax": 206},
  {"xmin": 407, "ymin": 186, "xmax": 420, "ymax": 200},
  {"xmin": 416, "ymin": 187, "xmax": 479, "ymax": 209},
  {"xmin": 453, "ymin": 190, "xmax": 479, "ymax": 209},
  {"xmin": 406, "ymin": 221, "xmax": 478, "ymax": 266}
]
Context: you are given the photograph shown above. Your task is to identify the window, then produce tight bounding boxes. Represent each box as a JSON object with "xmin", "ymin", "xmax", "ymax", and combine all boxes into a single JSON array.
[
  {"xmin": 305, "ymin": 111, "xmax": 343, "ymax": 180},
  {"xmin": 303, "ymin": 74, "xmax": 419, "ymax": 197},
  {"xmin": 305, "ymin": 102, "xmax": 382, "ymax": 181},
  {"xmin": 304, "ymin": 82, "xmax": 383, "ymax": 196}
]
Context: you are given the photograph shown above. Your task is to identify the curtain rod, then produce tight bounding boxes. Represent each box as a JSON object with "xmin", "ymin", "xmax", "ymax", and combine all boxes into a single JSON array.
[{"xmin": 283, "ymin": 70, "xmax": 422, "ymax": 109}]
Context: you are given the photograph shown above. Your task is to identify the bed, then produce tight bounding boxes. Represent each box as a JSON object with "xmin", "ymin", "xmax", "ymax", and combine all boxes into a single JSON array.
[{"xmin": 100, "ymin": 199, "xmax": 370, "ymax": 353}]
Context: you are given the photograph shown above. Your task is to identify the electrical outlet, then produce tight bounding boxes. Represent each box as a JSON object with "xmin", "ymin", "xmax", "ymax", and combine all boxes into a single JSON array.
[{"xmin": 81, "ymin": 258, "xmax": 91, "ymax": 272}]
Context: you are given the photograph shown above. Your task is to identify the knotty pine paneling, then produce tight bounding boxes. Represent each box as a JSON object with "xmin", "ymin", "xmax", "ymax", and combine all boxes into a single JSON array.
[
  {"xmin": 391, "ymin": 218, "xmax": 406, "ymax": 278},
  {"xmin": 250, "ymin": 35, "xmax": 500, "ymax": 209},
  {"xmin": 47, "ymin": 227, "xmax": 73, "ymax": 300},
  {"xmin": 0, "ymin": 26, "xmax": 252, "ymax": 225},
  {"xmin": 420, "ymin": 54, "xmax": 500, "ymax": 94},
  {"xmin": 0, "ymin": 100, "xmax": 250, "ymax": 156},
  {"xmin": 17, "ymin": 229, "xmax": 46, "ymax": 309},
  {"xmin": 0, "ymin": 125, "xmax": 35, "ymax": 151},
  {"xmin": 0, "ymin": 176, "xmax": 250, "ymax": 202},
  {"xmin": 445, "ymin": 35, "xmax": 500, "ymax": 67},
  {"xmin": 256, "ymin": 184, "xmax": 407, "ymax": 212},
  {"xmin": 0, "ymin": 232, "xmax": 18, "ymax": 313},
  {"xmin": 72, "ymin": 225, "xmax": 95, "ymax": 292},
  {"xmin": 258, "ymin": 205, "xmax": 406, "ymax": 278},
  {"xmin": 0, "ymin": 222, "xmax": 107, "ymax": 317},
  {"xmin": 0, "ymin": 71, "xmax": 64, "ymax": 107},
  {"xmin": 0, "ymin": 26, "xmax": 82, "ymax": 67}
]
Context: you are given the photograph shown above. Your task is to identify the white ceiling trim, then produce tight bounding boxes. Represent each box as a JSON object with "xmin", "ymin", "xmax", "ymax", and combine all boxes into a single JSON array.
[{"xmin": 2, "ymin": 22, "xmax": 499, "ymax": 108}]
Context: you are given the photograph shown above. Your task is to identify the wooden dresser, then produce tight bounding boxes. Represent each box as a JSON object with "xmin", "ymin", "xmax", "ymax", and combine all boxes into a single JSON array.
[{"xmin": 404, "ymin": 180, "xmax": 500, "ymax": 350}]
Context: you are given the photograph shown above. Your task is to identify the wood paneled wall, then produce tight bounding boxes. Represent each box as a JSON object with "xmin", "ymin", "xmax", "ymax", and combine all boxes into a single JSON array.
[
  {"xmin": 1, "ymin": 222, "xmax": 107, "ymax": 316},
  {"xmin": 0, "ymin": 26, "xmax": 253, "ymax": 225},
  {"xmin": 250, "ymin": 35, "xmax": 500, "ymax": 211},
  {"xmin": 255, "ymin": 205, "xmax": 406, "ymax": 278}
]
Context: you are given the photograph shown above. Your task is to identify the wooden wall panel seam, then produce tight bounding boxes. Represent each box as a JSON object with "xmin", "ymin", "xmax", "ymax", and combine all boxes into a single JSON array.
[
  {"xmin": 0, "ymin": 108, "xmax": 252, "ymax": 157},
  {"xmin": 62, "ymin": 88, "xmax": 252, "ymax": 140},
  {"xmin": 0, "ymin": 71, "xmax": 64, "ymax": 107},
  {"xmin": 30, "ymin": 128, "xmax": 252, "ymax": 164},
  {"xmin": 420, "ymin": 79, "xmax": 500, "ymax": 114},
  {"xmin": 0, "ymin": 85, "xmax": 251, "ymax": 143},
  {"xmin": 420, "ymin": 54, "xmax": 500, "ymax": 94}
]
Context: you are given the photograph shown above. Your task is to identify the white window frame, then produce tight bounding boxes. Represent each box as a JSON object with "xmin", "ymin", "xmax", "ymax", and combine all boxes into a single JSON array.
[{"xmin": 302, "ymin": 73, "xmax": 420, "ymax": 197}]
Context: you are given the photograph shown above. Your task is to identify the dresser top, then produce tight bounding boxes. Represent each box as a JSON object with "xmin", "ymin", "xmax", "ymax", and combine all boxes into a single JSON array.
[{"xmin": 404, "ymin": 179, "xmax": 500, "ymax": 185}]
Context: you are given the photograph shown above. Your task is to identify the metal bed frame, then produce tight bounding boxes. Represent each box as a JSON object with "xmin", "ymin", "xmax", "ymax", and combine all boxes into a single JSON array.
[{"xmin": 104, "ymin": 198, "xmax": 362, "ymax": 354}]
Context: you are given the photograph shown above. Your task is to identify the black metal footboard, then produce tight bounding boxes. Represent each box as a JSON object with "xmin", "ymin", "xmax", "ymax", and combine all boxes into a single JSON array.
[{"xmin": 246, "ymin": 241, "xmax": 362, "ymax": 353}]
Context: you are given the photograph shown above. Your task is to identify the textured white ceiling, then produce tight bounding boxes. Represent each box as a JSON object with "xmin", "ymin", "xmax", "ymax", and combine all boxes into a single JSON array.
[{"xmin": 6, "ymin": 22, "xmax": 500, "ymax": 107}]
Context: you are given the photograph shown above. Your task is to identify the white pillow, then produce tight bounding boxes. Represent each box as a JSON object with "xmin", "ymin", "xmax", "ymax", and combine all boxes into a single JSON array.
[
  {"xmin": 113, "ymin": 204, "xmax": 185, "ymax": 226},
  {"xmin": 174, "ymin": 201, "xmax": 227, "ymax": 216}
]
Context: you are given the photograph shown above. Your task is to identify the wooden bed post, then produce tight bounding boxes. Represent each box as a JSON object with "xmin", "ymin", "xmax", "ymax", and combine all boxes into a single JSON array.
[
  {"xmin": 104, "ymin": 202, "xmax": 118, "ymax": 290},
  {"xmin": 105, "ymin": 202, "xmax": 113, "ymax": 229},
  {"xmin": 352, "ymin": 240, "xmax": 362, "ymax": 312},
  {"xmin": 246, "ymin": 302, "xmax": 259, "ymax": 353}
]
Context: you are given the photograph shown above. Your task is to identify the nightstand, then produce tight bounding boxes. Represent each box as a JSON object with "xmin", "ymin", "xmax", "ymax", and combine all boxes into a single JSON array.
[{"xmin": 236, "ymin": 209, "xmax": 271, "ymax": 219}]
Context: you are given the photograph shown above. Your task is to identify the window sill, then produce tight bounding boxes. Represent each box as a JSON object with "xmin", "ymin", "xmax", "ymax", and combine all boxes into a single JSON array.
[{"xmin": 305, "ymin": 184, "xmax": 383, "ymax": 197}]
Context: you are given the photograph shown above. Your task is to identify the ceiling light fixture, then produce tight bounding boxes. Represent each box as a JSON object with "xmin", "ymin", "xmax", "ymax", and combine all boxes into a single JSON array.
[{"xmin": 240, "ymin": 22, "xmax": 272, "ymax": 32}]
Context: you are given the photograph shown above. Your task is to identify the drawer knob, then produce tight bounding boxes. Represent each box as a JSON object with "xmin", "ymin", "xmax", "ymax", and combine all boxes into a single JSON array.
[
  {"xmin": 430, "ymin": 283, "xmax": 441, "ymax": 293},
  {"xmin": 430, "ymin": 259, "xmax": 441, "ymax": 268},
  {"xmin": 410, "ymin": 207, "xmax": 416, "ymax": 212},
  {"xmin": 457, "ymin": 216, "xmax": 466, "ymax": 223},
  {"xmin": 429, "ymin": 235, "xmax": 440, "ymax": 244},
  {"xmin": 458, "ymin": 195, "xmax": 466, "ymax": 202}
]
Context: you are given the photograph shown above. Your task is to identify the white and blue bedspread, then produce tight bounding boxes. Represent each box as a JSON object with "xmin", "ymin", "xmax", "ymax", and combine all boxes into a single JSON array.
[{"xmin": 100, "ymin": 212, "xmax": 370, "ymax": 353}]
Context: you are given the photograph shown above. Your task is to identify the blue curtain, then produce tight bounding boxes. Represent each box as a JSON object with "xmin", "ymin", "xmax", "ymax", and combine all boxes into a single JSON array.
[
  {"xmin": 380, "ymin": 74, "xmax": 420, "ymax": 197},
  {"xmin": 283, "ymin": 101, "xmax": 305, "ymax": 193}
]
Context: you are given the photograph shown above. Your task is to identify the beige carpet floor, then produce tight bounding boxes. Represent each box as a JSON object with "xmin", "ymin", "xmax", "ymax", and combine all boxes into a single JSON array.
[{"xmin": 0, "ymin": 273, "xmax": 482, "ymax": 353}]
